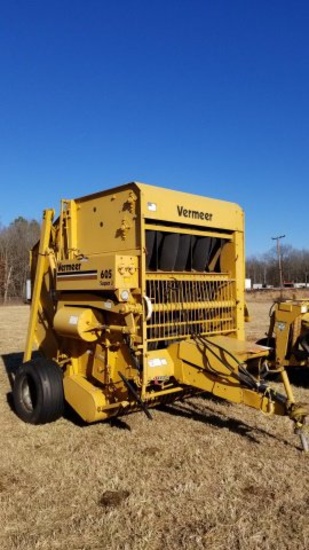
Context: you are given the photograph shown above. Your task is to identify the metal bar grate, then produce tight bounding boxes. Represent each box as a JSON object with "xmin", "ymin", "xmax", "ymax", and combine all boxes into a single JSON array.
[{"xmin": 146, "ymin": 275, "xmax": 236, "ymax": 345}]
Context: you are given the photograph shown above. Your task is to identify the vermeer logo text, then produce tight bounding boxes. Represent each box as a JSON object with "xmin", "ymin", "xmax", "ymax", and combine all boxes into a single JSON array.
[{"xmin": 177, "ymin": 205, "xmax": 213, "ymax": 221}]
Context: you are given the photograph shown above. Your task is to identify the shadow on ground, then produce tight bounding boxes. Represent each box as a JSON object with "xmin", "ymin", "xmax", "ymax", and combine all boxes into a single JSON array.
[
  {"xmin": 1, "ymin": 351, "xmax": 24, "ymax": 416},
  {"xmin": 2, "ymin": 351, "xmax": 24, "ymax": 389},
  {"xmin": 1, "ymin": 352, "xmax": 303, "ymax": 444},
  {"xmin": 157, "ymin": 397, "xmax": 298, "ymax": 449}
]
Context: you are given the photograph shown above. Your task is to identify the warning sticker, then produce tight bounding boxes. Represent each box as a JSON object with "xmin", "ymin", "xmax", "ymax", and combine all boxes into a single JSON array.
[
  {"xmin": 69, "ymin": 315, "xmax": 78, "ymax": 325},
  {"xmin": 148, "ymin": 358, "xmax": 168, "ymax": 368}
]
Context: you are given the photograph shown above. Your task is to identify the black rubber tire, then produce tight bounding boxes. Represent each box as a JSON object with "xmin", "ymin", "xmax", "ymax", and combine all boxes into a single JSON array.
[{"xmin": 13, "ymin": 358, "xmax": 64, "ymax": 424}]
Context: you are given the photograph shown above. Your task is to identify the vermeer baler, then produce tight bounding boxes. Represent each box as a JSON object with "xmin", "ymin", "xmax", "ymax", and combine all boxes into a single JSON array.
[{"xmin": 13, "ymin": 182, "xmax": 309, "ymax": 449}]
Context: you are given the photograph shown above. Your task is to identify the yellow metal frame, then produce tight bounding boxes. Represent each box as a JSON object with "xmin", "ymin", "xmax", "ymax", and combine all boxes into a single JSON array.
[{"xmin": 24, "ymin": 209, "xmax": 55, "ymax": 362}]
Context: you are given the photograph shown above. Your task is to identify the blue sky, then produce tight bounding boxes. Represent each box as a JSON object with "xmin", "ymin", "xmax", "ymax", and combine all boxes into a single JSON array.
[{"xmin": 1, "ymin": 0, "xmax": 308, "ymax": 257}]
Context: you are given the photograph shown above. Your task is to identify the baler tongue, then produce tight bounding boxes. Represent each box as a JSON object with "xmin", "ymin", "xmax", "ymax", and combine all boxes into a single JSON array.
[{"xmin": 170, "ymin": 334, "xmax": 309, "ymax": 451}]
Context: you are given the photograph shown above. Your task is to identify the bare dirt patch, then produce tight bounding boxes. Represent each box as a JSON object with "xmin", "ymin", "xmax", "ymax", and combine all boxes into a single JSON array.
[{"xmin": 1, "ymin": 303, "xmax": 309, "ymax": 550}]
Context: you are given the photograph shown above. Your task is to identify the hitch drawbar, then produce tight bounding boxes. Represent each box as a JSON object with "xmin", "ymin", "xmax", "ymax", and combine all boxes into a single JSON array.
[{"xmin": 168, "ymin": 335, "xmax": 309, "ymax": 452}]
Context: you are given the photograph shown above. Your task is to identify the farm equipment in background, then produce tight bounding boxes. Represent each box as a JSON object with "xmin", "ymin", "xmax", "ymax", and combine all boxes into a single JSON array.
[
  {"xmin": 12, "ymin": 182, "xmax": 309, "ymax": 450},
  {"xmin": 257, "ymin": 299, "xmax": 309, "ymax": 370}
]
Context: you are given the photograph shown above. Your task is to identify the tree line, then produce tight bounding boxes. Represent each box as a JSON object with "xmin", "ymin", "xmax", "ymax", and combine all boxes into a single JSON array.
[
  {"xmin": 246, "ymin": 245, "xmax": 309, "ymax": 287},
  {"xmin": 0, "ymin": 217, "xmax": 40, "ymax": 303},
  {"xmin": 1, "ymin": 217, "xmax": 309, "ymax": 302}
]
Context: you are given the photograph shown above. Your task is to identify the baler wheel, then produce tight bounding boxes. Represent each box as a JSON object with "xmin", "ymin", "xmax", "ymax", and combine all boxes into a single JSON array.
[{"xmin": 13, "ymin": 358, "xmax": 64, "ymax": 424}]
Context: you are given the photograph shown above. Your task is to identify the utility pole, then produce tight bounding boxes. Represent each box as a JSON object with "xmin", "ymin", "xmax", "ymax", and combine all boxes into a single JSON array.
[{"xmin": 272, "ymin": 234, "xmax": 285, "ymax": 295}]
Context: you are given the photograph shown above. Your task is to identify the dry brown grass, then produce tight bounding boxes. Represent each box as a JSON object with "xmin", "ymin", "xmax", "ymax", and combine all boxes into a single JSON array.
[{"xmin": 1, "ymin": 301, "xmax": 309, "ymax": 550}]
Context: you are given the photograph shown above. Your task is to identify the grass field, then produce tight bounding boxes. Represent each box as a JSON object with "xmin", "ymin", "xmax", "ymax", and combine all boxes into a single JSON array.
[{"xmin": 1, "ymin": 299, "xmax": 309, "ymax": 550}]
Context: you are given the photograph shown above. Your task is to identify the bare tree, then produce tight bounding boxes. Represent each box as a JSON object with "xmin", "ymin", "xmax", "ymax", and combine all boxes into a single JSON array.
[
  {"xmin": 246, "ymin": 245, "xmax": 309, "ymax": 288},
  {"xmin": 0, "ymin": 217, "xmax": 40, "ymax": 303}
]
